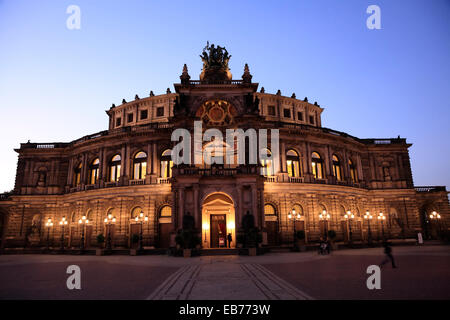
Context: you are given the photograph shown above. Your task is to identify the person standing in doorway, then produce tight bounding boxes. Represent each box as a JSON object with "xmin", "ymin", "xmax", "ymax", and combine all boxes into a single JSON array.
[{"xmin": 227, "ymin": 233, "xmax": 232, "ymax": 248}]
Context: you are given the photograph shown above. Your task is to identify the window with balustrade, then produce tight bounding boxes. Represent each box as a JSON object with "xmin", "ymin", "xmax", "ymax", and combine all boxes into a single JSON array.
[
  {"xmin": 89, "ymin": 158, "xmax": 100, "ymax": 185},
  {"xmin": 133, "ymin": 152, "xmax": 147, "ymax": 180},
  {"xmin": 332, "ymin": 155, "xmax": 342, "ymax": 181},
  {"xmin": 261, "ymin": 148, "xmax": 274, "ymax": 176},
  {"xmin": 109, "ymin": 154, "xmax": 121, "ymax": 182},
  {"xmin": 287, "ymin": 149, "xmax": 301, "ymax": 177},
  {"xmin": 160, "ymin": 149, "xmax": 173, "ymax": 178},
  {"xmin": 311, "ymin": 152, "xmax": 324, "ymax": 179},
  {"xmin": 73, "ymin": 163, "xmax": 82, "ymax": 186},
  {"xmin": 349, "ymin": 158, "xmax": 358, "ymax": 183}
]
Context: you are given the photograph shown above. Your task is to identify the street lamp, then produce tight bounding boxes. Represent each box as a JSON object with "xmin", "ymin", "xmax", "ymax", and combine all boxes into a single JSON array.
[
  {"xmin": 364, "ymin": 211, "xmax": 373, "ymax": 245},
  {"xmin": 59, "ymin": 217, "xmax": 68, "ymax": 251},
  {"xmin": 429, "ymin": 211, "xmax": 441, "ymax": 237},
  {"xmin": 318, "ymin": 210, "xmax": 331, "ymax": 240},
  {"xmin": 288, "ymin": 208, "xmax": 301, "ymax": 249},
  {"xmin": 377, "ymin": 212, "xmax": 386, "ymax": 241},
  {"xmin": 344, "ymin": 211, "xmax": 355, "ymax": 244},
  {"xmin": 134, "ymin": 211, "xmax": 148, "ymax": 251},
  {"xmin": 45, "ymin": 218, "xmax": 53, "ymax": 251},
  {"xmin": 78, "ymin": 215, "xmax": 89, "ymax": 251},
  {"xmin": 104, "ymin": 214, "xmax": 116, "ymax": 251}
]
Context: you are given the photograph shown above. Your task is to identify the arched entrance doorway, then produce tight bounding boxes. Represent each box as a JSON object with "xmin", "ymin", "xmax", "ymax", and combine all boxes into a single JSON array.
[{"xmin": 202, "ymin": 193, "xmax": 236, "ymax": 248}]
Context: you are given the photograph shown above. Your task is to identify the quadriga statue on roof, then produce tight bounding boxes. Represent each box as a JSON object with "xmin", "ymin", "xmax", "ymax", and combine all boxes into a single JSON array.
[{"xmin": 199, "ymin": 41, "xmax": 232, "ymax": 82}]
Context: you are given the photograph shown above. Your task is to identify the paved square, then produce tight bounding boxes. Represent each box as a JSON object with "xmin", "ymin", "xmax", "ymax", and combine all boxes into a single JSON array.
[{"xmin": 0, "ymin": 246, "xmax": 448, "ymax": 300}]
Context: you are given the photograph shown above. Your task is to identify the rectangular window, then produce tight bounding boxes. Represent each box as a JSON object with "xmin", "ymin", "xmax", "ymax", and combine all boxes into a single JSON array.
[
  {"xmin": 309, "ymin": 115, "xmax": 314, "ymax": 124},
  {"xmin": 140, "ymin": 109, "xmax": 148, "ymax": 120},
  {"xmin": 283, "ymin": 109, "xmax": 291, "ymax": 118},
  {"xmin": 116, "ymin": 118, "xmax": 121, "ymax": 127},
  {"xmin": 268, "ymin": 105, "xmax": 276, "ymax": 116},
  {"xmin": 127, "ymin": 113, "xmax": 134, "ymax": 123},
  {"xmin": 157, "ymin": 107, "xmax": 164, "ymax": 117},
  {"xmin": 297, "ymin": 112, "xmax": 303, "ymax": 121}
]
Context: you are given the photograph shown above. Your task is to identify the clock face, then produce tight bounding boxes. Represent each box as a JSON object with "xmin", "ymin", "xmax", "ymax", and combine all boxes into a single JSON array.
[{"xmin": 196, "ymin": 99, "xmax": 236, "ymax": 126}]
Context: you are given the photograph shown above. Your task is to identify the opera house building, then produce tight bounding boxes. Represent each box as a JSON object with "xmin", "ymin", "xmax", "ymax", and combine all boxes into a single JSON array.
[{"xmin": 0, "ymin": 44, "xmax": 448, "ymax": 252}]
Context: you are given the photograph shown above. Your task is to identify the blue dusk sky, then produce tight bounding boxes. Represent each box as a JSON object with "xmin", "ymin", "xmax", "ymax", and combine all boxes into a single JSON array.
[{"xmin": 0, "ymin": 0, "xmax": 449, "ymax": 192}]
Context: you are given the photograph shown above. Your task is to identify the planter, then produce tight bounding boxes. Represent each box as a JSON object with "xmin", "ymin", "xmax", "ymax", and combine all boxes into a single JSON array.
[
  {"xmin": 248, "ymin": 247, "xmax": 257, "ymax": 256},
  {"xmin": 96, "ymin": 249, "xmax": 104, "ymax": 256},
  {"xmin": 331, "ymin": 242, "xmax": 339, "ymax": 250},
  {"xmin": 183, "ymin": 249, "xmax": 191, "ymax": 258},
  {"xmin": 130, "ymin": 249, "xmax": 138, "ymax": 256},
  {"xmin": 299, "ymin": 245, "xmax": 307, "ymax": 252}
]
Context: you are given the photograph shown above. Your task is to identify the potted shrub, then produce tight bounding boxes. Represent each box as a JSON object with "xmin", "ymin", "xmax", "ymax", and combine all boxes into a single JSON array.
[
  {"xmin": 175, "ymin": 229, "xmax": 199, "ymax": 257},
  {"xmin": 236, "ymin": 234, "xmax": 244, "ymax": 248},
  {"xmin": 327, "ymin": 230, "xmax": 338, "ymax": 250},
  {"xmin": 96, "ymin": 233, "xmax": 105, "ymax": 256},
  {"xmin": 296, "ymin": 230, "xmax": 307, "ymax": 252}
]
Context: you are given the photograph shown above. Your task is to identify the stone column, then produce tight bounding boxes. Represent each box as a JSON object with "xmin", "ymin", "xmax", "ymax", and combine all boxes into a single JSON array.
[
  {"xmin": 252, "ymin": 185, "xmax": 258, "ymax": 227},
  {"xmin": 280, "ymin": 141, "xmax": 286, "ymax": 173},
  {"xmin": 120, "ymin": 145, "xmax": 126, "ymax": 178},
  {"xmin": 152, "ymin": 143, "xmax": 158, "ymax": 176},
  {"xmin": 194, "ymin": 185, "xmax": 200, "ymax": 229},
  {"xmin": 178, "ymin": 187, "xmax": 185, "ymax": 228},
  {"xmin": 237, "ymin": 185, "xmax": 243, "ymax": 229}
]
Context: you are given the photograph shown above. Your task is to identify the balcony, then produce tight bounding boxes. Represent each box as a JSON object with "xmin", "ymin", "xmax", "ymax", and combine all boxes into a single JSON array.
[
  {"xmin": 129, "ymin": 179, "xmax": 145, "ymax": 186},
  {"xmin": 415, "ymin": 186, "xmax": 446, "ymax": 193}
]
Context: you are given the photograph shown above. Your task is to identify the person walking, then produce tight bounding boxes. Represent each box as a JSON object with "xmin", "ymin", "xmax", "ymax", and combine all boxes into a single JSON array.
[
  {"xmin": 380, "ymin": 241, "xmax": 397, "ymax": 268},
  {"xmin": 227, "ymin": 233, "xmax": 232, "ymax": 248}
]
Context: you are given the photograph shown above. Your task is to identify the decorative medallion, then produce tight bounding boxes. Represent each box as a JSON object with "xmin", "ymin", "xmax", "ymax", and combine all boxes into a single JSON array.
[{"xmin": 196, "ymin": 100, "xmax": 237, "ymax": 126}]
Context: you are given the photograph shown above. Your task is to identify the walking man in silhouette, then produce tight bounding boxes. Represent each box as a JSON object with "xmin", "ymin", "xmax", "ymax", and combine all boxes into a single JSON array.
[{"xmin": 380, "ymin": 241, "xmax": 397, "ymax": 268}]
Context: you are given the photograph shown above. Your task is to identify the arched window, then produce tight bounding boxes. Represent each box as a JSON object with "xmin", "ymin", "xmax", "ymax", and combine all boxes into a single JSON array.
[
  {"xmin": 349, "ymin": 159, "xmax": 358, "ymax": 183},
  {"xmin": 131, "ymin": 207, "xmax": 143, "ymax": 219},
  {"xmin": 338, "ymin": 205, "xmax": 346, "ymax": 218},
  {"xmin": 89, "ymin": 158, "xmax": 100, "ymax": 185},
  {"xmin": 160, "ymin": 149, "xmax": 173, "ymax": 178},
  {"xmin": 292, "ymin": 204, "xmax": 304, "ymax": 217},
  {"xmin": 264, "ymin": 204, "xmax": 276, "ymax": 216},
  {"xmin": 311, "ymin": 152, "xmax": 324, "ymax": 179},
  {"xmin": 133, "ymin": 152, "xmax": 147, "ymax": 180},
  {"xmin": 73, "ymin": 163, "xmax": 82, "ymax": 186},
  {"xmin": 332, "ymin": 155, "xmax": 342, "ymax": 181},
  {"xmin": 261, "ymin": 149, "xmax": 274, "ymax": 176},
  {"xmin": 287, "ymin": 149, "xmax": 301, "ymax": 177},
  {"xmin": 86, "ymin": 209, "xmax": 92, "ymax": 221},
  {"xmin": 160, "ymin": 205, "xmax": 172, "ymax": 217},
  {"xmin": 109, "ymin": 154, "xmax": 121, "ymax": 182}
]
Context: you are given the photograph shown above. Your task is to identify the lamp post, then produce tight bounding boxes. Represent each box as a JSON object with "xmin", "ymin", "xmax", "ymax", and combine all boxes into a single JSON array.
[
  {"xmin": 344, "ymin": 211, "xmax": 355, "ymax": 245},
  {"xmin": 135, "ymin": 211, "xmax": 148, "ymax": 251},
  {"xmin": 318, "ymin": 210, "xmax": 331, "ymax": 240},
  {"xmin": 78, "ymin": 215, "xmax": 89, "ymax": 251},
  {"xmin": 59, "ymin": 217, "xmax": 68, "ymax": 251},
  {"xmin": 45, "ymin": 218, "xmax": 53, "ymax": 251},
  {"xmin": 288, "ymin": 208, "xmax": 301, "ymax": 249},
  {"xmin": 377, "ymin": 212, "xmax": 386, "ymax": 241},
  {"xmin": 364, "ymin": 211, "xmax": 373, "ymax": 245},
  {"xmin": 429, "ymin": 211, "xmax": 441, "ymax": 238},
  {"xmin": 104, "ymin": 214, "xmax": 116, "ymax": 251}
]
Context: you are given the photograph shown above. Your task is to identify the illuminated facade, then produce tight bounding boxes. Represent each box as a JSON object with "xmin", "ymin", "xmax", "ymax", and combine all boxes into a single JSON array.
[{"xmin": 0, "ymin": 45, "xmax": 448, "ymax": 251}]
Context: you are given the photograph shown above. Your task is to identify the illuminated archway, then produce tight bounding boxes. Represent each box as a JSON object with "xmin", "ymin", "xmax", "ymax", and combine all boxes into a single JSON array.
[{"xmin": 201, "ymin": 192, "xmax": 236, "ymax": 248}]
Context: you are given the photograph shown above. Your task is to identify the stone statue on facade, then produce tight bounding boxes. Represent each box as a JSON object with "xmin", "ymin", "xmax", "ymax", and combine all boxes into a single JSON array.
[{"xmin": 199, "ymin": 41, "xmax": 232, "ymax": 82}]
